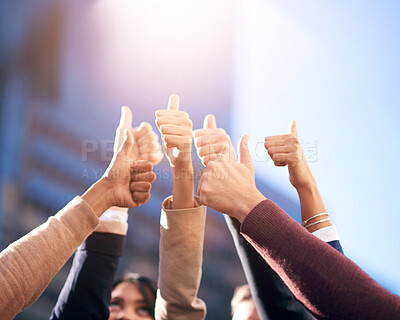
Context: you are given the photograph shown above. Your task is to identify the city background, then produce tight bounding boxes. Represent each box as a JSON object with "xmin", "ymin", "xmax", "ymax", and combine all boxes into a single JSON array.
[{"xmin": 0, "ymin": 0, "xmax": 399, "ymax": 319}]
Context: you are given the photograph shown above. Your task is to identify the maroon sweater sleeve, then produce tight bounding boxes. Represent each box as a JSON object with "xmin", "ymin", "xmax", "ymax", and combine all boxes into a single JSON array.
[{"xmin": 240, "ymin": 199, "xmax": 400, "ymax": 320}]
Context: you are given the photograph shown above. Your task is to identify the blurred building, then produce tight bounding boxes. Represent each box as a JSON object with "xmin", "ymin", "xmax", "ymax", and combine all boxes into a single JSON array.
[{"xmin": 0, "ymin": 1, "xmax": 300, "ymax": 319}]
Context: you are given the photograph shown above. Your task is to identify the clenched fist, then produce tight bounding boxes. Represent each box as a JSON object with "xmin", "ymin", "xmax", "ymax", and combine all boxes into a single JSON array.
[
  {"xmin": 264, "ymin": 120, "xmax": 314, "ymax": 191},
  {"xmin": 115, "ymin": 106, "xmax": 163, "ymax": 165},
  {"xmin": 155, "ymin": 94, "xmax": 193, "ymax": 169},
  {"xmin": 102, "ymin": 129, "xmax": 156, "ymax": 208},
  {"xmin": 193, "ymin": 114, "xmax": 237, "ymax": 166},
  {"xmin": 196, "ymin": 131, "xmax": 265, "ymax": 222}
]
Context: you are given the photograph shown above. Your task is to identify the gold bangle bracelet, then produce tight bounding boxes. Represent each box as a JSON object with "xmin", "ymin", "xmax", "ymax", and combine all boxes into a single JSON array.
[
  {"xmin": 304, "ymin": 218, "xmax": 331, "ymax": 229},
  {"xmin": 302, "ymin": 212, "xmax": 328, "ymax": 227}
]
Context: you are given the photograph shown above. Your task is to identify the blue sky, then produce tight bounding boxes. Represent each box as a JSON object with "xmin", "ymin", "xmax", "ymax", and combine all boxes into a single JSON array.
[{"xmin": 232, "ymin": 0, "xmax": 400, "ymax": 294}]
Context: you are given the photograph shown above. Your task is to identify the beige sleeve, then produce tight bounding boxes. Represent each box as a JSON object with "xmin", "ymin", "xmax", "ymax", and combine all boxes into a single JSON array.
[
  {"xmin": 155, "ymin": 196, "xmax": 207, "ymax": 320},
  {"xmin": 95, "ymin": 220, "xmax": 128, "ymax": 235},
  {"xmin": 0, "ymin": 196, "xmax": 100, "ymax": 320}
]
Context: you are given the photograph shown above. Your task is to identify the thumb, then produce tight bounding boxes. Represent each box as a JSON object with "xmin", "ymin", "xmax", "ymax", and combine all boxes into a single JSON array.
[
  {"xmin": 168, "ymin": 94, "xmax": 180, "ymax": 111},
  {"xmin": 118, "ymin": 128, "xmax": 134, "ymax": 157},
  {"xmin": 203, "ymin": 114, "xmax": 217, "ymax": 129},
  {"xmin": 238, "ymin": 134, "xmax": 253, "ymax": 167},
  {"xmin": 120, "ymin": 106, "xmax": 133, "ymax": 128},
  {"xmin": 288, "ymin": 120, "xmax": 297, "ymax": 137}
]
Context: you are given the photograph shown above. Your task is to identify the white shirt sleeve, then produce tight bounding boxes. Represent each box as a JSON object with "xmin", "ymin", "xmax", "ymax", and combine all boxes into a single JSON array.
[
  {"xmin": 96, "ymin": 208, "xmax": 129, "ymax": 235},
  {"xmin": 312, "ymin": 224, "xmax": 340, "ymax": 243},
  {"xmin": 99, "ymin": 209, "xmax": 128, "ymax": 224}
]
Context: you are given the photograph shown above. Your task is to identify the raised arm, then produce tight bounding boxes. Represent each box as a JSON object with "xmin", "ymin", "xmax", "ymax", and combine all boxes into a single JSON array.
[
  {"xmin": 264, "ymin": 120, "xmax": 328, "ymax": 232},
  {"xmin": 50, "ymin": 230, "xmax": 126, "ymax": 320},
  {"xmin": 265, "ymin": 121, "xmax": 343, "ymax": 253},
  {"xmin": 0, "ymin": 115, "xmax": 154, "ymax": 319},
  {"xmin": 194, "ymin": 120, "xmax": 313, "ymax": 320},
  {"xmin": 196, "ymin": 137, "xmax": 400, "ymax": 320},
  {"xmin": 50, "ymin": 106, "xmax": 160, "ymax": 320},
  {"xmin": 154, "ymin": 94, "xmax": 207, "ymax": 320}
]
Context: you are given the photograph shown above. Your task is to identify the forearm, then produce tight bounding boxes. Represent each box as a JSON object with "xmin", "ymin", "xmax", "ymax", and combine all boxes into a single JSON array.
[
  {"xmin": 241, "ymin": 199, "xmax": 400, "ymax": 320},
  {"xmin": 171, "ymin": 164, "xmax": 194, "ymax": 209},
  {"xmin": 81, "ymin": 179, "xmax": 112, "ymax": 217},
  {"xmin": 155, "ymin": 197, "xmax": 207, "ymax": 320},
  {"xmin": 0, "ymin": 197, "xmax": 99, "ymax": 319},
  {"xmin": 296, "ymin": 179, "xmax": 330, "ymax": 233},
  {"xmin": 225, "ymin": 216, "xmax": 313, "ymax": 320}
]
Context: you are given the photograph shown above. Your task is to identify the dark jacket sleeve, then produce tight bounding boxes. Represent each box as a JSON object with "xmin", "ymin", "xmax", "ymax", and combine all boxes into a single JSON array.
[
  {"xmin": 240, "ymin": 199, "xmax": 400, "ymax": 320},
  {"xmin": 50, "ymin": 232, "xmax": 125, "ymax": 320},
  {"xmin": 327, "ymin": 240, "xmax": 343, "ymax": 254},
  {"xmin": 225, "ymin": 215, "xmax": 314, "ymax": 320}
]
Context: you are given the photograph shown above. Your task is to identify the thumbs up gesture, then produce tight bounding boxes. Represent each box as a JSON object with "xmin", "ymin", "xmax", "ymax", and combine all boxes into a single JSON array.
[
  {"xmin": 193, "ymin": 114, "xmax": 237, "ymax": 166},
  {"xmin": 264, "ymin": 120, "xmax": 313, "ymax": 190},
  {"xmin": 155, "ymin": 94, "xmax": 193, "ymax": 168},
  {"xmin": 114, "ymin": 106, "xmax": 163, "ymax": 165},
  {"xmin": 194, "ymin": 115, "xmax": 265, "ymax": 222}
]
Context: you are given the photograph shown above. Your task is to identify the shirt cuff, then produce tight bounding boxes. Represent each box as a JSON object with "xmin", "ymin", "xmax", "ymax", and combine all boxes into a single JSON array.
[
  {"xmin": 96, "ymin": 208, "xmax": 129, "ymax": 235},
  {"xmin": 162, "ymin": 195, "xmax": 203, "ymax": 211},
  {"xmin": 312, "ymin": 224, "xmax": 340, "ymax": 243},
  {"xmin": 99, "ymin": 208, "xmax": 129, "ymax": 223}
]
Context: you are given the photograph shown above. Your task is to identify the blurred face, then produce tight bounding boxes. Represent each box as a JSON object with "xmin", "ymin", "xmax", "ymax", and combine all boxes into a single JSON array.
[
  {"xmin": 109, "ymin": 281, "xmax": 153, "ymax": 320},
  {"xmin": 232, "ymin": 299, "xmax": 260, "ymax": 320}
]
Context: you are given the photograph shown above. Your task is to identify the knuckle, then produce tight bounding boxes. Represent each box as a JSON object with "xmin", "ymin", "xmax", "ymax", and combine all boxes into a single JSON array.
[
  {"xmin": 181, "ymin": 111, "xmax": 189, "ymax": 118},
  {"xmin": 198, "ymin": 147, "xmax": 205, "ymax": 157},
  {"xmin": 141, "ymin": 122, "xmax": 152, "ymax": 131},
  {"xmin": 151, "ymin": 131, "xmax": 159, "ymax": 141},
  {"xmin": 290, "ymin": 136, "xmax": 299, "ymax": 144},
  {"xmin": 222, "ymin": 134, "xmax": 230, "ymax": 143},
  {"xmin": 193, "ymin": 129, "xmax": 200, "ymax": 139},
  {"xmin": 184, "ymin": 136, "xmax": 192, "ymax": 144}
]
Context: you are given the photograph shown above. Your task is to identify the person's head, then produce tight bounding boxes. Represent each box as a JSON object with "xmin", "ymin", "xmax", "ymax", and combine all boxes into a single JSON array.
[
  {"xmin": 231, "ymin": 284, "xmax": 260, "ymax": 320},
  {"xmin": 109, "ymin": 272, "xmax": 157, "ymax": 320}
]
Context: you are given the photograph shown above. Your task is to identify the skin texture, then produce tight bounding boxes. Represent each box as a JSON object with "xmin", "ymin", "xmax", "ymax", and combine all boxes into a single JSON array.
[
  {"xmin": 108, "ymin": 106, "xmax": 163, "ymax": 214},
  {"xmin": 193, "ymin": 114, "xmax": 237, "ymax": 166},
  {"xmin": 194, "ymin": 115, "xmax": 265, "ymax": 222},
  {"xmin": 82, "ymin": 106, "xmax": 160, "ymax": 217},
  {"xmin": 115, "ymin": 106, "xmax": 164, "ymax": 165},
  {"xmin": 264, "ymin": 120, "xmax": 329, "ymax": 232},
  {"xmin": 232, "ymin": 299, "xmax": 260, "ymax": 320},
  {"xmin": 82, "ymin": 129, "xmax": 156, "ymax": 217},
  {"xmin": 155, "ymin": 94, "xmax": 194, "ymax": 209},
  {"xmin": 109, "ymin": 282, "xmax": 153, "ymax": 320}
]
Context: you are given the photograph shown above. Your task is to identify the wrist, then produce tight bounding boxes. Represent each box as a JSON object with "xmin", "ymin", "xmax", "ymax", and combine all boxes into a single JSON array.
[
  {"xmin": 235, "ymin": 191, "xmax": 266, "ymax": 223},
  {"xmin": 295, "ymin": 178, "xmax": 318, "ymax": 194},
  {"xmin": 172, "ymin": 163, "xmax": 194, "ymax": 180},
  {"xmin": 171, "ymin": 167, "xmax": 194, "ymax": 209},
  {"xmin": 82, "ymin": 178, "xmax": 113, "ymax": 217}
]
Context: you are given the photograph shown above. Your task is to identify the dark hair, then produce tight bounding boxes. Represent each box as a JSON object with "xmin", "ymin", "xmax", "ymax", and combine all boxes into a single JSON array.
[
  {"xmin": 112, "ymin": 272, "xmax": 157, "ymax": 317},
  {"xmin": 231, "ymin": 284, "xmax": 253, "ymax": 316}
]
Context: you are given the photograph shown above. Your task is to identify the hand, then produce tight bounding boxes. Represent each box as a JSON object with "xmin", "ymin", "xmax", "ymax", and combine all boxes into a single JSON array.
[
  {"xmin": 135, "ymin": 121, "xmax": 164, "ymax": 165},
  {"xmin": 108, "ymin": 106, "xmax": 162, "ymax": 213},
  {"xmin": 264, "ymin": 120, "xmax": 314, "ymax": 191},
  {"xmin": 82, "ymin": 130, "xmax": 156, "ymax": 217},
  {"xmin": 103, "ymin": 129, "xmax": 156, "ymax": 208},
  {"xmin": 197, "ymin": 134, "xmax": 265, "ymax": 223},
  {"xmin": 193, "ymin": 114, "xmax": 237, "ymax": 166},
  {"xmin": 155, "ymin": 94, "xmax": 193, "ymax": 169},
  {"xmin": 115, "ymin": 106, "xmax": 163, "ymax": 165}
]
